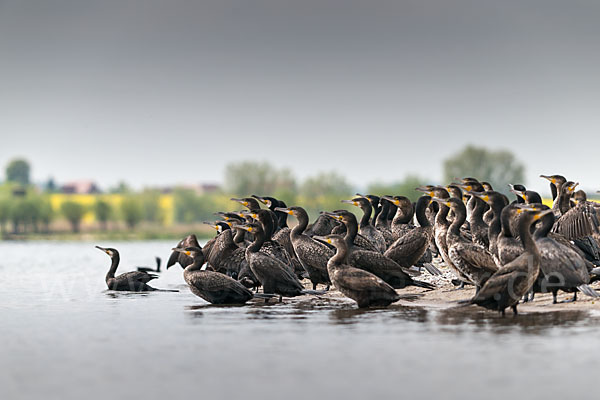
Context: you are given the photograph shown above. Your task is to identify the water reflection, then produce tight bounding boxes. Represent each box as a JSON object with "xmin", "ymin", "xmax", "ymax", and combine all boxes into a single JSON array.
[{"xmin": 434, "ymin": 306, "xmax": 597, "ymax": 334}]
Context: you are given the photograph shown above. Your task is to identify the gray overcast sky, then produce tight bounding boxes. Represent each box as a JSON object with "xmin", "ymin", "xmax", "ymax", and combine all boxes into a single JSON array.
[{"xmin": 1, "ymin": 0, "xmax": 599, "ymax": 194}]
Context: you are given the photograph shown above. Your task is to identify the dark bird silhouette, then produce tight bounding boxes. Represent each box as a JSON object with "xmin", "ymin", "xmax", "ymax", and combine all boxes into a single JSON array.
[
  {"xmin": 321, "ymin": 235, "xmax": 401, "ymax": 308},
  {"xmin": 96, "ymin": 246, "xmax": 176, "ymax": 292}
]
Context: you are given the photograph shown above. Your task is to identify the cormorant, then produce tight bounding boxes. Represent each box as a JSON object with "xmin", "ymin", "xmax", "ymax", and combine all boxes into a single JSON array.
[
  {"xmin": 137, "ymin": 257, "xmax": 162, "ymax": 273},
  {"xmin": 384, "ymin": 195, "xmax": 434, "ymax": 270},
  {"xmin": 321, "ymin": 234, "xmax": 401, "ymax": 308},
  {"xmin": 325, "ymin": 211, "xmax": 434, "ymax": 290},
  {"xmin": 237, "ymin": 223, "xmax": 307, "ymax": 301},
  {"xmin": 380, "ymin": 195, "xmax": 415, "ymax": 240},
  {"xmin": 531, "ymin": 208, "xmax": 598, "ymax": 303},
  {"xmin": 275, "ymin": 206, "xmax": 333, "ymax": 290},
  {"xmin": 96, "ymin": 246, "xmax": 175, "ymax": 292},
  {"xmin": 463, "ymin": 208, "xmax": 549, "ymax": 315},
  {"xmin": 431, "ymin": 197, "xmax": 497, "ymax": 291},
  {"xmin": 171, "ymin": 246, "xmax": 258, "ymax": 304},
  {"xmin": 341, "ymin": 197, "xmax": 387, "ymax": 253},
  {"xmin": 167, "ymin": 234, "xmax": 202, "ymax": 270}
]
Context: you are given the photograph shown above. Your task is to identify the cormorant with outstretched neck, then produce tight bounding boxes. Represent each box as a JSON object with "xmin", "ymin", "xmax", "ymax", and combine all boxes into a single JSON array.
[
  {"xmin": 463, "ymin": 208, "xmax": 548, "ymax": 316},
  {"xmin": 171, "ymin": 246, "xmax": 261, "ymax": 304},
  {"xmin": 237, "ymin": 223, "xmax": 308, "ymax": 301},
  {"xmin": 96, "ymin": 246, "xmax": 176, "ymax": 292},
  {"xmin": 275, "ymin": 206, "xmax": 333, "ymax": 290},
  {"xmin": 341, "ymin": 197, "xmax": 387, "ymax": 253},
  {"xmin": 431, "ymin": 197, "xmax": 497, "ymax": 291},
  {"xmin": 321, "ymin": 235, "xmax": 400, "ymax": 308},
  {"xmin": 137, "ymin": 257, "xmax": 162, "ymax": 273},
  {"xmin": 325, "ymin": 210, "xmax": 434, "ymax": 290}
]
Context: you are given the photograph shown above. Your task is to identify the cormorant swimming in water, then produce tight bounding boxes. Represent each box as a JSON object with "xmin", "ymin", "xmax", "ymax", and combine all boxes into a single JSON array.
[
  {"xmin": 137, "ymin": 257, "xmax": 162, "ymax": 273},
  {"xmin": 96, "ymin": 246, "xmax": 176, "ymax": 292}
]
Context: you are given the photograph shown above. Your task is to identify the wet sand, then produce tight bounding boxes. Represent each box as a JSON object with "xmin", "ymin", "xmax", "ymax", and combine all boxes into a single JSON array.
[{"xmin": 289, "ymin": 258, "xmax": 600, "ymax": 314}]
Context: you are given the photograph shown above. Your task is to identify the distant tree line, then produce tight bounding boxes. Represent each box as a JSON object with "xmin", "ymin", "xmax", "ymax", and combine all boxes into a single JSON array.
[{"xmin": 0, "ymin": 146, "xmax": 529, "ymax": 236}]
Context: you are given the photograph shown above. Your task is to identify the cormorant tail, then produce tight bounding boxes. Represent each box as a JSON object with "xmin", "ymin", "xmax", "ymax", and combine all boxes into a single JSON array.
[
  {"xmin": 577, "ymin": 284, "xmax": 599, "ymax": 298},
  {"xmin": 412, "ymin": 280, "xmax": 436, "ymax": 290},
  {"xmin": 422, "ymin": 263, "xmax": 442, "ymax": 276},
  {"xmin": 252, "ymin": 293, "xmax": 278, "ymax": 299},
  {"xmin": 301, "ymin": 289, "xmax": 328, "ymax": 295}
]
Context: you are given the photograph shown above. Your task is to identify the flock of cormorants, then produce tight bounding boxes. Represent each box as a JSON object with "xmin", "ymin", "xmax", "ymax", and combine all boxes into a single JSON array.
[{"xmin": 96, "ymin": 174, "xmax": 600, "ymax": 316}]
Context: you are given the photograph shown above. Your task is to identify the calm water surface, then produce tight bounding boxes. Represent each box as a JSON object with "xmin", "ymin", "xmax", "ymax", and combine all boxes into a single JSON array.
[{"xmin": 1, "ymin": 241, "xmax": 599, "ymax": 400}]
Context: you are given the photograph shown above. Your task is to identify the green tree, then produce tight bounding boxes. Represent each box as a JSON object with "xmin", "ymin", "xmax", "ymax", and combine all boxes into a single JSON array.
[
  {"xmin": 140, "ymin": 189, "xmax": 163, "ymax": 223},
  {"xmin": 443, "ymin": 145, "xmax": 525, "ymax": 193},
  {"xmin": 110, "ymin": 181, "xmax": 131, "ymax": 194},
  {"xmin": 6, "ymin": 159, "xmax": 31, "ymax": 185},
  {"xmin": 224, "ymin": 161, "xmax": 296, "ymax": 196},
  {"xmin": 94, "ymin": 199, "xmax": 112, "ymax": 231},
  {"xmin": 173, "ymin": 189, "xmax": 216, "ymax": 224},
  {"xmin": 0, "ymin": 198, "xmax": 11, "ymax": 234},
  {"xmin": 367, "ymin": 174, "xmax": 425, "ymax": 202},
  {"xmin": 299, "ymin": 171, "xmax": 354, "ymax": 219},
  {"xmin": 37, "ymin": 197, "xmax": 54, "ymax": 233},
  {"xmin": 61, "ymin": 201, "xmax": 85, "ymax": 233},
  {"xmin": 120, "ymin": 197, "xmax": 143, "ymax": 229}
]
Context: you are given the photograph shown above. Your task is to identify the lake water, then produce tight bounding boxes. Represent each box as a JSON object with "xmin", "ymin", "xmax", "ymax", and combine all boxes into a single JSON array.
[{"xmin": 2, "ymin": 240, "xmax": 599, "ymax": 400}]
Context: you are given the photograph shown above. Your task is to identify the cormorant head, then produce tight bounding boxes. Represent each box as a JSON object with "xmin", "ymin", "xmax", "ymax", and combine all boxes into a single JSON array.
[
  {"xmin": 572, "ymin": 189, "xmax": 587, "ymax": 205},
  {"xmin": 455, "ymin": 181, "xmax": 484, "ymax": 193},
  {"xmin": 562, "ymin": 181, "xmax": 579, "ymax": 194},
  {"xmin": 171, "ymin": 246, "xmax": 203, "ymax": 259},
  {"xmin": 430, "ymin": 197, "xmax": 463, "ymax": 210},
  {"xmin": 380, "ymin": 195, "xmax": 411, "ymax": 208},
  {"xmin": 540, "ymin": 174, "xmax": 567, "ymax": 186},
  {"xmin": 508, "ymin": 184, "xmax": 527, "ymax": 202},
  {"xmin": 315, "ymin": 234, "xmax": 346, "ymax": 250},
  {"xmin": 274, "ymin": 206, "xmax": 304, "ymax": 217},
  {"xmin": 237, "ymin": 222, "xmax": 263, "ymax": 235},
  {"xmin": 230, "ymin": 197, "xmax": 261, "ymax": 210},
  {"xmin": 214, "ymin": 212, "xmax": 244, "ymax": 222},
  {"xmin": 251, "ymin": 195, "xmax": 278, "ymax": 209},
  {"xmin": 341, "ymin": 197, "xmax": 369, "ymax": 209},
  {"xmin": 481, "ymin": 182, "xmax": 493, "ymax": 191},
  {"xmin": 95, "ymin": 246, "xmax": 119, "ymax": 259}
]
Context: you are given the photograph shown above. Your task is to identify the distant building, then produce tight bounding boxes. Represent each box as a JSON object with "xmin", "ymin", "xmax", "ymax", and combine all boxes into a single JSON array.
[{"xmin": 61, "ymin": 180, "xmax": 101, "ymax": 194}]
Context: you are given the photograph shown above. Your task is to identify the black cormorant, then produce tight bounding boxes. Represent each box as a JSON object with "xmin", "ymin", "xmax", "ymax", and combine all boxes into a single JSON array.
[
  {"xmin": 96, "ymin": 246, "xmax": 175, "ymax": 292},
  {"xmin": 137, "ymin": 257, "xmax": 162, "ymax": 273},
  {"xmin": 171, "ymin": 246, "xmax": 261, "ymax": 304},
  {"xmin": 341, "ymin": 197, "xmax": 387, "ymax": 253},
  {"xmin": 464, "ymin": 208, "xmax": 548, "ymax": 315},
  {"xmin": 321, "ymin": 235, "xmax": 401, "ymax": 308},
  {"xmin": 275, "ymin": 206, "xmax": 333, "ymax": 290}
]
